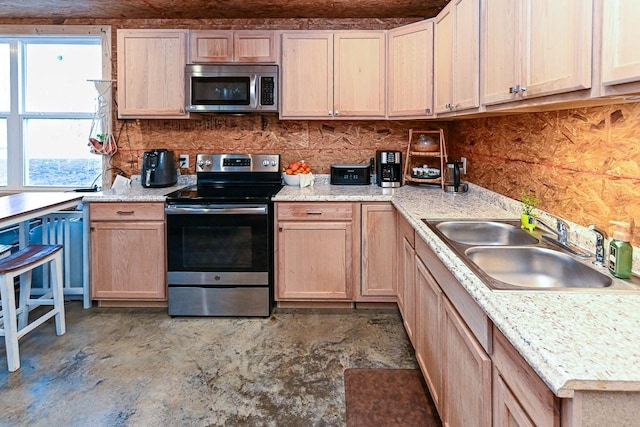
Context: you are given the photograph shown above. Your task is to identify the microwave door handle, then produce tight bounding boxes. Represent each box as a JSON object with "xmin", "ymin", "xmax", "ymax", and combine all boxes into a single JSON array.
[{"xmin": 250, "ymin": 74, "xmax": 258, "ymax": 108}]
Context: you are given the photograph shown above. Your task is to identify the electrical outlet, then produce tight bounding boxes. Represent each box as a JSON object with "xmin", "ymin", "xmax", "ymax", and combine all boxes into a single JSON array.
[
  {"xmin": 179, "ymin": 154, "xmax": 189, "ymax": 168},
  {"xmin": 461, "ymin": 157, "xmax": 467, "ymax": 174}
]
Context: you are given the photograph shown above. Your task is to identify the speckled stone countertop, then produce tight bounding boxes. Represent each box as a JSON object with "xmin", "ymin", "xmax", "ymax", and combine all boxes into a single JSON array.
[
  {"xmin": 81, "ymin": 175, "xmax": 196, "ymax": 202},
  {"xmin": 275, "ymin": 177, "xmax": 640, "ymax": 398}
]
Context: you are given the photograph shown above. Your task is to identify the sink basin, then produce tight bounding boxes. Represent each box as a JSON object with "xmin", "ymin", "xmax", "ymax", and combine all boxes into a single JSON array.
[
  {"xmin": 434, "ymin": 220, "xmax": 539, "ymax": 246},
  {"xmin": 465, "ymin": 246, "xmax": 613, "ymax": 290}
]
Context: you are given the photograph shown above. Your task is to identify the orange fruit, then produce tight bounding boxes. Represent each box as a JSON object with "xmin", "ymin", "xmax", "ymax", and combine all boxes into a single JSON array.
[{"xmin": 285, "ymin": 168, "xmax": 293, "ymax": 175}]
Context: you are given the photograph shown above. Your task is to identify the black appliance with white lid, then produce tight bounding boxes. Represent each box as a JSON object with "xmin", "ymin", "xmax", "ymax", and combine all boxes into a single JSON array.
[{"xmin": 165, "ymin": 153, "xmax": 282, "ymax": 317}]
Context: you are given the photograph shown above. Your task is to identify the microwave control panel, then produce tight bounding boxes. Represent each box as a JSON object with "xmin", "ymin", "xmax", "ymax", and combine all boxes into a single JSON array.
[{"xmin": 260, "ymin": 77, "xmax": 275, "ymax": 106}]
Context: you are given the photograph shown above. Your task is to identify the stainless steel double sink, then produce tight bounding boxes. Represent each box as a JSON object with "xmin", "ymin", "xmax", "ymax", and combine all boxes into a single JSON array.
[{"xmin": 423, "ymin": 219, "xmax": 638, "ymax": 292}]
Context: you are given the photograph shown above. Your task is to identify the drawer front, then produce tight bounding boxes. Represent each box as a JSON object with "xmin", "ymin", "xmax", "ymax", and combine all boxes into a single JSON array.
[
  {"xmin": 276, "ymin": 202, "xmax": 353, "ymax": 221},
  {"xmin": 89, "ymin": 202, "xmax": 165, "ymax": 221}
]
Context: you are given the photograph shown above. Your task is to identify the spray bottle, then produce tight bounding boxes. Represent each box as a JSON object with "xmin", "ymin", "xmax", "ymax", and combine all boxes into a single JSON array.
[{"xmin": 608, "ymin": 221, "xmax": 633, "ymax": 279}]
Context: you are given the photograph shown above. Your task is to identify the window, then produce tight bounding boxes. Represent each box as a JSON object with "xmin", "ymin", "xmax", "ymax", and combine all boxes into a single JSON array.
[{"xmin": 0, "ymin": 27, "xmax": 110, "ymax": 190}]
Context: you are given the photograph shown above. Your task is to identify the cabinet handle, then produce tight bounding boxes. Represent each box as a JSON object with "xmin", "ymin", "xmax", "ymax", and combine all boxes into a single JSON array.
[
  {"xmin": 425, "ymin": 108, "xmax": 431, "ymax": 114},
  {"xmin": 519, "ymin": 85, "xmax": 527, "ymax": 92},
  {"xmin": 334, "ymin": 109, "xmax": 340, "ymax": 116},
  {"xmin": 116, "ymin": 210, "xmax": 135, "ymax": 215},
  {"xmin": 328, "ymin": 110, "xmax": 333, "ymax": 116},
  {"xmin": 306, "ymin": 210, "xmax": 323, "ymax": 215},
  {"xmin": 509, "ymin": 85, "xmax": 527, "ymax": 94},
  {"xmin": 278, "ymin": 226, "xmax": 283, "ymax": 232}
]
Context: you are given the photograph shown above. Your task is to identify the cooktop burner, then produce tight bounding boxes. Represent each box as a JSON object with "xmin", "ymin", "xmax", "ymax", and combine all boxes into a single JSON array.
[{"xmin": 165, "ymin": 153, "xmax": 283, "ymax": 204}]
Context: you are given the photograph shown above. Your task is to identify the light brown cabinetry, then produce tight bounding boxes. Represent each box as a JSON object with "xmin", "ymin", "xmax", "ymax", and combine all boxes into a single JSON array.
[
  {"xmin": 275, "ymin": 202, "xmax": 357, "ymax": 301},
  {"xmin": 359, "ymin": 203, "xmax": 396, "ymax": 302},
  {"xmin": 414, "ymin": 233, "xmax": 492, "ymax": 427},
  {"xmin": 387, "ymin": 20, "xmax": 434, "ymax": 118},
  {"xmin": 600, "ymin": 0, "xmax": 640, "ymax": 95},
  {"xmin": 189, "ymin": 30, "xmax": 277, "ymax": 63},
  {"xmin": 481, "ymin": 0, "xmax": 592, "ymax": 106},
  {"xmin": 117, "ymin": 29, "xmax": 188, "ymax": 119},
  {"xmin": 493, "ymin": 327, "xmax": 561, "ymax": 427},
  {"xmin": 434, "ymin": 0, "xmax": 480, "ymax": 114},
  {"xmin": 89, "ymin": 203, "xmax": 166, "ymax": 303},
  {"xmin": 397, "ymin": 211, "xmax": 416, "ymax": 344},
  {"xmin": 280, "ymin": 31, "xmax": 386, "ymax": 119}
]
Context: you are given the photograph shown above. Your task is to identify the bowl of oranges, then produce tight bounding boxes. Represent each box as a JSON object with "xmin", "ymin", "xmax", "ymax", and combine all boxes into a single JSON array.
[{"xmin": 282, "ymin": 160, "xmax": 312, "ymax": 186}]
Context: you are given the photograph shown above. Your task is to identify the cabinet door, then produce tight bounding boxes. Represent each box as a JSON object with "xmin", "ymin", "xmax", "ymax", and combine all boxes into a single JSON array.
[
  {"xmin": 189, "ymin": 31, "xmax": 234, "ymax": 62},
  {"xmin": 235, "ymin": 31, "xmax": 277, "ymax": 63},
  {"xmin": 480, "ymin": 0, "xmax": 522, "ymax": 105},
  {"xmin": 601, "ymin": 0, "xmax": 640, "ymax": 86},
  {"xmin": 117, "ymin": 29, "xmax": 188, "ymax": 118},
  {"xmin": 443, "ymin": 298, "xmax": 491, "ymax": 427},
  {"xmin": 401, "ymin": 236, "xmax": 415, "ymax": 343},
  {"xmin": 415, "ymin": 256, "xmax": 443, "ymax": 410},
  {"xmin": 334, "ymin": 32, "xmax": 386, "ymax": 118},
  {"xmin": 524, "ymin": 0, "xmax": 592, "ymax": 98},
  {"xmin": 277, "ymin": 221, "xmax": 353, "ymax": 300},
  {"xmin": 387, "ymin": 20, "xmax": 434, "ymax": 118},
  {"xmin": 280, "ymin": 32, "xmax": 333, "ymax": 118},
  {"xmin": 453, "ymin": 0, "xmax": 480, "ymax": 111},
  {"xmin": 434, "ymin": 6, "xmax": 454, "ymax": 114},
  {"xmin": 493, "ymin": 370, "xmax": 536, "ymax": 427},
  {"xmin": 90, "ymin": 221, "xmax": 166, "ymax": 300},
  {"xmin": 360, "ymin": 204, "xmax": 396, "ymax": 300}
]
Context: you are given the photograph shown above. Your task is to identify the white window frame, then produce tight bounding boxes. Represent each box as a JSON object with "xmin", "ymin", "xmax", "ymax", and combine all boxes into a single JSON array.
[{"xmin": 0, "ymin": 25, "xmax": 112, "ymax": 192}]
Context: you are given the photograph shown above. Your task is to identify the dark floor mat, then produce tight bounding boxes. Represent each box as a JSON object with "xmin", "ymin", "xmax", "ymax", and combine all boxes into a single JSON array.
[{"xmin": 344, "ymin": 368, "xmax": 442, "ymax": 427}]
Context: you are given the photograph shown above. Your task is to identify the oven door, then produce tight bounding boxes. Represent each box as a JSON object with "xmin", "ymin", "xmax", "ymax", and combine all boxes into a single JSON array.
[{"xmin": 165, "ymin": 204, "xmax": 270, "ymax": 285}]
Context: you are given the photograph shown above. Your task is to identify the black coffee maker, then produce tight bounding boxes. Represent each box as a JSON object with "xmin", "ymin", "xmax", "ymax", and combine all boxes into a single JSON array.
[
  {"xmin": 141, "ymin": 149, "xmax": 178, "ymax": 188},
  {"xmin": 375, "ymin": 150, "xmax": 403, "ymax": 188}
]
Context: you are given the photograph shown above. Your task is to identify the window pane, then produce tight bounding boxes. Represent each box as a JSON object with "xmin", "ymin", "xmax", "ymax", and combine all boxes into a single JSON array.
[
  {"xmin": 0, "ymin": 43, "xmax": 9, "ymax": 112},
  {"xmin": 0, "ymin": 119, "xmax": 6, "ymax": 185},
  {"xmin": 24, "ymin": 42, "xmax": 102, "ymax": 113},
  {"xmin": 23, "ymin": 118, "xmax": 102, "ymax": 187}
]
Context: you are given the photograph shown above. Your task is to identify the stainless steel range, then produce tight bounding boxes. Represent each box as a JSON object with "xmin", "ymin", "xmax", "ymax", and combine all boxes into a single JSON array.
[{"xmin": 165, "ymin": 153, "xmax": 282, "ymax": 317}]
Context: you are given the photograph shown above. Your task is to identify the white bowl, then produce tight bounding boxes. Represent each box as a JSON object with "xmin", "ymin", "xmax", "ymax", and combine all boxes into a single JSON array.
[{"xmin": 282, "ymin": 173, "xmax": 300, "ymax": 186}]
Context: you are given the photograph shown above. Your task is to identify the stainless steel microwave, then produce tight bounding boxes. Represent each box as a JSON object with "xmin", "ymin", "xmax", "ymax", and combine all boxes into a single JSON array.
[{"xmin": 185, "ymin": 64, "xmax": 278, "ymax": 113}]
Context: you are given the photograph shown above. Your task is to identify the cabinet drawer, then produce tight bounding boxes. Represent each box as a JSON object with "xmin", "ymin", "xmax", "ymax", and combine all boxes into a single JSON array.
[
  {"xmin": 276, "ymin": 203, "xmax": 353, "ymax": 221},
  {"xmin": 89, "ymin": 202, "xmax": 165, "ymax": 221}
]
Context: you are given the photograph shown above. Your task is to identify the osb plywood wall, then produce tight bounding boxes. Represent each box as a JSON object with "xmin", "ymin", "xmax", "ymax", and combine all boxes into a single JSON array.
[
  {"xmin": 448, "ymin": 102, "xmax": 640, "ymax": 245},
  {"xmin": 110, "ymin": 117, "xmax": 445, "ymax": 175}
]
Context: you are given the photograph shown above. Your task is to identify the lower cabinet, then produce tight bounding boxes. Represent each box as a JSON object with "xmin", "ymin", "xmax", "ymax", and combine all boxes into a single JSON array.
[
  {"xmin": 413, "ymin": 233, "xmax": 492, "ymax": 427},
  {"xmin": 89, "ymin": 202, "xmax": 166, "ymax": 303},
  {"xmin": 397, "ymin": 211, "xmax": 416, "ymax": 343},
  {"xmin": 359, "ymin": 203, "xmax": 396, "ymax": 302},
  {"xmin": 492, "ymin": 326, "xmax": 561, "ymax": 427},
  {"xmin": 275, "ymin": 202, "xmax": 357, "ymax": 301}
]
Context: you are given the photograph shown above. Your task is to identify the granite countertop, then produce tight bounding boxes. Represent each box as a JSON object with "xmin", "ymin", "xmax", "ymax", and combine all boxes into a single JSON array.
[
  {"xmin": 81, "ymin": 175, "xmax": 196, "ymax": 202},
  {"xmin": 276, "ymin": 178, "xmax": 640, "ymax": 398},
  {"xmin": 83, "ymin": 174, "xmax": 640, "ymax": 397}
]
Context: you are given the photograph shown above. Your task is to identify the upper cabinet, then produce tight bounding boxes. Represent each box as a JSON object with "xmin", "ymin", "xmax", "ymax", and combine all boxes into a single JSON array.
[
  {"xmin": 481, "ymin": 0, "xmax": 593, "ymax": 106},
  {"xmin": 600, "ymin": 0, "xmax": 640, "ymax": 95},
  {"xmin": 117, "ymin": 29, "xmax": 189, "ymax": 119},
  {"xmin": 189, "ymin": 30, "xmax": 278, "ymax": 63},
  {"xmin": 434, "ymin": 0, "xmax": 480, "ymax": 115},
  {"xmin": 387, "ymin": 20, "xmax": 434, "ymax": 118},
  {"xmin": 280, "ymin": 31, "xmax": 386, "ymax": 119}
]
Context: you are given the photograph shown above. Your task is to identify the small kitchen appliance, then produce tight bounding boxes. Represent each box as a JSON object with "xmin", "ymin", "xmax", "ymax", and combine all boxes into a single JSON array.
[
  {"xmin": 443, "ymin": 160, "xmax": 469, "ymax": 193},
  {"xmin": 330, "ymin": 164, "xmax": 371, "ymax": 185},
  {"xmin": 164, "ymin": 153, "xmax": 282, "ymax": 317},
  {"xmin": 141, "ymin": 149, "xmax": 178, "ymax": 188},
  {"xmin": 375, "ymin": 150, "xmax": 403, "ymax": 188}
]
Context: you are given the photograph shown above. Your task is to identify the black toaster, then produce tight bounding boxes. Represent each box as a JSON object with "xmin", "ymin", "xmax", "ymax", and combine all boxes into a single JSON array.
[{"xmin": 330, "ymin": 164, "xmax": 371, "ymax": 185}]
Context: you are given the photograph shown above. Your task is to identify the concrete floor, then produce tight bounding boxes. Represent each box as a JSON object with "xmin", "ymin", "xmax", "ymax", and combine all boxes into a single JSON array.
[{"xmin": 0, "ymin": 302, "xmax": 417, "ymax": 426}]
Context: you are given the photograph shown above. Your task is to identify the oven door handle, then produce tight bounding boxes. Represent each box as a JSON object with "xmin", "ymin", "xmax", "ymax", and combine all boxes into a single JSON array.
[{"xmin": 165, "ymin": 205, "xmax": 268, "ymax": 215}]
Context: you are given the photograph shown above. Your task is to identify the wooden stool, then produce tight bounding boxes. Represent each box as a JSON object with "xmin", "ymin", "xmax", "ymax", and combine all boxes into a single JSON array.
[{"xmin": 0, "ymin": 245, "xmax": 65, "ymax": 372}]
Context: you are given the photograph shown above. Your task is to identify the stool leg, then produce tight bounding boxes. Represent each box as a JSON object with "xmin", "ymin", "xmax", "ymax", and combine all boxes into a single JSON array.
[
  {"xmin": 17, "ymin": 270, "xmax": 33, "ymax": 330},
  {"xmin": 0, "ymin": 273, "xmax": 21, "ymax": 372},
  {"xmin": 51, "ymin": 253, "xmax": 65, "ymax": 336}
]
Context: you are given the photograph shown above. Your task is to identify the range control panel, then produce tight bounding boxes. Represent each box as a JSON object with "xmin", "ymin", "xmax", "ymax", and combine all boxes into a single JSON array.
[{"xmin": 196, "ymin": 154, "xmax": 280, "ymax": 173}]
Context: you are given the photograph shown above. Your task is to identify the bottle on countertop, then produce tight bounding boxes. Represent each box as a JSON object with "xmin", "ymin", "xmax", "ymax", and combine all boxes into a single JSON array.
[{"xmin": 608, "ymin": 220, "xmax": 633, "ymax": 279}]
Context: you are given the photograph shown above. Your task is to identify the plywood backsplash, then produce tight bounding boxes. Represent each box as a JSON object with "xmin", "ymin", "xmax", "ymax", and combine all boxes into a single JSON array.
[
  {"xmin": 448, "ymin": 102, "xmax": 640, "ymax": 245},
  {"xmin": 109, "ymin": 116, "xmax": 446, "ymax": 176}
]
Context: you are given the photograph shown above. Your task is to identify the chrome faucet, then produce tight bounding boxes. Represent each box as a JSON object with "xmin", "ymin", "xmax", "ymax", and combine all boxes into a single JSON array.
[
  {"xmin": 588, "ymin": 224, "xmax": 608, "ymax": 267},
  {"xmin": 537, "ymin": 217, "xmax": 569, "ymax": 244}
]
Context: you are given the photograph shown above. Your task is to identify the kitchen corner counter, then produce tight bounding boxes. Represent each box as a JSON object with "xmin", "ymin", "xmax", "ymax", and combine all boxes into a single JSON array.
[
  {"xmin": 275, "ymin": 179, "xmax": 640, "ymax": 398},
  {"xmin": 81, "ymin": 175, "xmax": 195, "ymax": 202}
]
